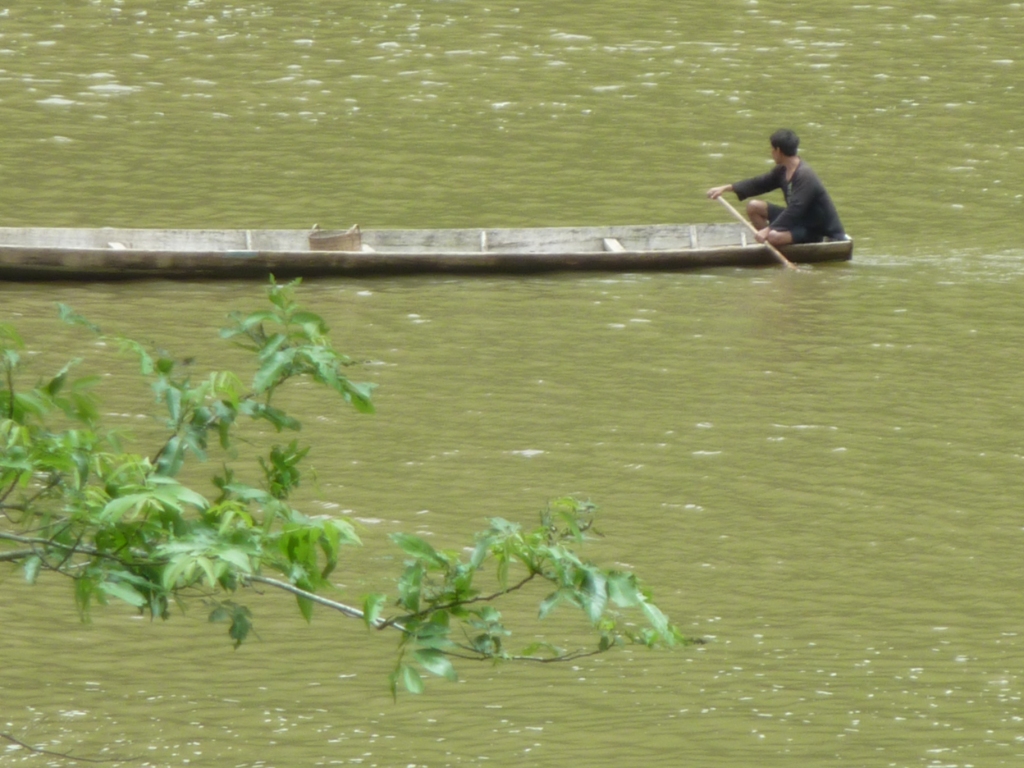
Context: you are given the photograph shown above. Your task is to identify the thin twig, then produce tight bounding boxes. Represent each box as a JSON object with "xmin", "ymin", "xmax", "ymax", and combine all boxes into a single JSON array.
[
  {"xmin": 0, "ymin": 731, "xmax": 118, "ymax": 763},
  {"xmin": 444, "ymin": 646, "xmax": 606, "ymax": 663},
  {"xmin": 0, "ymin": 479, "xmax": 17, "ymax": 507},
  {"xmin": 0, "ymin": 531, "xmax": 99, "ymax": 554},
  {"xmin": 378, "ymin": 571, "xmax": 538, "ymax": 629},
  {"xmin": 4, "ymin": 361, "xmax": 14, "ymax": 419},
  {"xmin": 0, "ymin": 531, "xmax": 145, "ymax": 572},
  {"xmin": 16, "ymin": 473, "xmax": 65, "ymax": 510},
  {"xmin": 54, "ymin": 529, "xmax": 88, "ymax": 571}
]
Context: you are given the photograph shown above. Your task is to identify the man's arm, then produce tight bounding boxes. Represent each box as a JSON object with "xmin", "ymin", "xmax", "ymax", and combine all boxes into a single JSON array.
[
  {"xmin": 709, "ymin": 165, "xmax": 783, "ymax": 201},
  {"xmin": 731, "ymin": 168, "xmax": 783, "ymax": 201}
]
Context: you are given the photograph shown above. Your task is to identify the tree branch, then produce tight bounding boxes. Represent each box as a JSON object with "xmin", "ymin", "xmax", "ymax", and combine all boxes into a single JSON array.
[
  {"xmin": 0, "ymin": 531, "xmax": 141, "ymax": 572},
  {"xmin": 446, "ymin": 647, "xmax": 607, "ymax": 663},
  {"xmin": 245, "ymin": 575, "xmax": 612, "ymax": 665},
  {"xmin": 1, "ymin": 472, "xmax": 65, "ymax": 513},
  {"xmin": 0, "ymin": 548, "xmax": 36, "ymax": 563},
  {"xmin": 378, "ymin": 571, "xmax": 539, "ymax": 629},
  {"xmin": 0, "ymin": 731, "xmax": 118, "ymax": 763},
  {"xmin": 0, "ymin": 479, "xmax": 17, "ymax": 507},
  {"xmin": 245, "ymin": 574, "xmax": 391, "ymax": 627},
  {"xmin": 0, "ymin": 530, "xmax": 98, "ymax": 554}
]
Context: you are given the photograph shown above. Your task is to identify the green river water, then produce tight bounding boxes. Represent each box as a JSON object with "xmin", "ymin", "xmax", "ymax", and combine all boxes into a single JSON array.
[{"xmin": 2, "ymin": 2, "xmax": 1023, "ymax": 767}]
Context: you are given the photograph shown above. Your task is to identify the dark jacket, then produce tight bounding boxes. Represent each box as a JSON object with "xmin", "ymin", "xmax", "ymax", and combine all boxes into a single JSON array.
[{"xmin": 732, "ymin": 162, "xmax": 845, "ymax": 242}]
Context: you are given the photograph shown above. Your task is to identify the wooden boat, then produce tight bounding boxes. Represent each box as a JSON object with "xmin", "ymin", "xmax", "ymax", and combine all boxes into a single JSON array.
[{"xmin": 0, "ymin": 223, "xmax": 852, "ymax": 280}]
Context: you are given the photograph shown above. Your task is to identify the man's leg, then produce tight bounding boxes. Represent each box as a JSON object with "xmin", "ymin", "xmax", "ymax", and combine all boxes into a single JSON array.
[
  {"xmin": 746, "ymin": 200, "xmax": 770, "ymax": 230},
  {"xmin": 764, "ymin": 228, "xmax": 794, "ymax": 246},
  {"xmin": 746, "ymin": 200, "xmax": 795, "ymax": 245}
]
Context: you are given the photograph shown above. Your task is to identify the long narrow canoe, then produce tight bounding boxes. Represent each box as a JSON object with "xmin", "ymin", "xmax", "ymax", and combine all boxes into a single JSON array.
[{"xmin": 0, "ymin": 223, "xmax": 852, "ymax": 280}]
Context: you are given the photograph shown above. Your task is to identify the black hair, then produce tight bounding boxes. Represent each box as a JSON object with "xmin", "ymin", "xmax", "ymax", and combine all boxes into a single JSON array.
[{"xmin": 770, "ymin": 129, "xmax": 800, "ymax": 157}]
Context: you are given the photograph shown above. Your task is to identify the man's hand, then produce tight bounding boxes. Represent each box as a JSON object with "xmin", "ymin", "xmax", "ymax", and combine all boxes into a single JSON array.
[
  {"xmin": 755, "ymin": 227, "xmax": 770, "ymax": 244},
  {"xmin": 706, "ymin": 185, "xmax": 733, "ymax": 199}
]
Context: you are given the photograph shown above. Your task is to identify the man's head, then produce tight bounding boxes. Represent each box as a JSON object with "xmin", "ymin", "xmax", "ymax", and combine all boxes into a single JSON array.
[{"xmin": 770, "ymin": 129, "xmax": 800, "ymax": 157}]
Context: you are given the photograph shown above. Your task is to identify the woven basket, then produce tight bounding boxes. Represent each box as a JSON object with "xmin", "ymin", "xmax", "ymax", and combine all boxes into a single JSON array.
[{"xmin": 309, "ymin": 224, "xmax": 361, "ymax": 251}]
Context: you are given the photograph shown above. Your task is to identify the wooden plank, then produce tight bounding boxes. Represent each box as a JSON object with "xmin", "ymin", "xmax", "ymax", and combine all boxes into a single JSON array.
[{"xmin": 602, "ymin": 238, "xmax": 626, "ymax": 252}]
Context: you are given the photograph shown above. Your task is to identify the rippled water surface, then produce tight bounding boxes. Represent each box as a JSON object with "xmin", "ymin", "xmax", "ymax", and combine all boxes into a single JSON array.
[
  {"xmin": 1, "ymin": 1, "xmax": 1021, "ymax": 248},
  {"xmin": 2, "ymin": 2, "xmax": 1024, "ymax": 767}
]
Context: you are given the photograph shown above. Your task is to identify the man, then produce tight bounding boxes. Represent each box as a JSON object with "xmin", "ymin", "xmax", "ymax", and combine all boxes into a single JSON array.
[{"xmin": 706, "ymin": 129, "xmax": 846, "ymax": 246}]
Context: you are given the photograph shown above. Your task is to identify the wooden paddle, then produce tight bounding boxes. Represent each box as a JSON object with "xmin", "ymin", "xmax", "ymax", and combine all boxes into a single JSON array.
[{"xmin": 714, "ymin": 196, "xmax": 796, "ymax": 270}]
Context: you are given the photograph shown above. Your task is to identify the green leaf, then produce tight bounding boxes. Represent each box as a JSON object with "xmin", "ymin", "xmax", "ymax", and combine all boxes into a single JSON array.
[
  {"xmin": 155, "ymin": 435, "xmax": 186, "ymax": 477},
  {"xmin": 242, "ymin": 402, "xmax": 301, "ymax": 432},
  {"xmin": 640, "ymin": 599, "xmax": 671, "ymax": 638},
  {"xmin": 236, "ymin": 310, "xmax": 278, "ymax": 331},
  {"xmin": 195, "ymin": 555, "xmax": 220, "ymax": 587},
  {"xmin": 267, "ymin": 281, "xmax": 291, "ymax": 310},
  {"xmin": 253, "ymin": 348, "xmax": 294, "ymax": 393},
  {"xmin": 521, "ymin": 640, "xmax": 563, "ymax": 658},
  {"xmin": 362, "ymin": 593, "xmax": 386, "ymax": 628},
  {"xmin": 496, "ymin": 553, "xmax": 509, "ymax": 590},
  {"xmin": 216, "ymin": 548, "xmax": 253, "ymax": 574},
  {"xmin": 401, "ymin": 664, "xmax": 425, "ymax": 694},
  {"xmin": 74, "ymin": 576, "xmax": 95, "ymax": 617},
  {"xmin": 397, "ymin": 563, "xmax": 423, "ymax": 612},
  {"xmin": 390, "ymin": 533, "xmax": 446, "ymax": 566},
  {"xmin": 228, "ymin": 604, "xmax": 253, "ymax": 647},
  {"xmin": 99, "ymin": 493, "xmax": 149, "ymax": 522},
  {"xmin": 607, "ymin": 572, "xmax": 642, "ymax": 607},
  {"xmin": 2, "ymin": 347, "xmax": 20, "ymax": 373},
  {"xmin": 538, "ymin": 591, "xmax": 563, "ymax": 620},
  {"xmin": 116, "ymin": 337, "xmax": 156, "ymax": 375},
  {"xmin": 0, "ymin": 322, "xmax": 24, "ymax": 348},
  {"xmin": 45, "ymin": 359, "xmax": 82, "ymax": 397},
  {"xmin": 164, "ymin": 383, "xmax": 182, "ymax": 422},
  {"xmin": 290, "ymin": 310, "xmax": 329, "ymax": 340},
  {"xmin": 414, "ymin": 649, "xmax": 458, "ymax": 681},
  {"xmin": 469, "ymin": 537, "xmax": 492, "ymax": 569},
  {"xmin": 67, "ymin": 391, "xmax": 100, "ymax": 424},
  {"xmin": 150, "ymin": 479, "xmax": 209, "ymax": 510},
  {"xmin": 581, "ymin": 569, "xmax": 608, "ymax": 624},
  {"xmin": 13, "ymin": 392, "xmax": 50, "ymax": 419},
  {"xmin": 296, "ymin": 595, "xmax": 314, "ymax": 623},
  {"xmin": 22, "ymin": 556, "xmax": 41, "ymax": 584},
  {"xmin": 208, "ymin": 605, "xmax": 231, "ymax": 623},
  {"xmin": 161, "ymin": 555, "xmax": 195, "ymax": 591},
  {"xmin": 344, "ymin": 381, "xmax": 376, "ymax": 414},
  {"xmin": 57, "ymin": 304, "xmax": 100, "ymax": 333},
  {"xmin": 413, "ymin": 615, "xmax": 453, "ymax": 650},
  {"xmin": 99, "ymin": 580, "xmax": 147, "ymax": 608}
]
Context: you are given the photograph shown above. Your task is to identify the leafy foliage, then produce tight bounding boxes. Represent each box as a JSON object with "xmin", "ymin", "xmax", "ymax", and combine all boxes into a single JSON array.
[{"xmin": 1, "ymin": 279, "xmax": 696, "ymax": 695}]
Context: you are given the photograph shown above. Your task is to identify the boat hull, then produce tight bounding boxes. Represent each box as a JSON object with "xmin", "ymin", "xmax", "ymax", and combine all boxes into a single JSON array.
[{"xmin": 0, "ymin": 224, "xmax": 852, "ymax": 280}]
